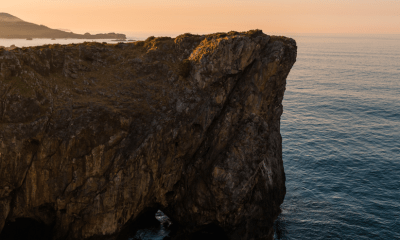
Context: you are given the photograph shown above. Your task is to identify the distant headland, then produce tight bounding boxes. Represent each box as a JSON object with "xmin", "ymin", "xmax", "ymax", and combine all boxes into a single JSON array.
[{"xmin": 0, "ymin": 13, "xmax": 126, "ymax": 39}]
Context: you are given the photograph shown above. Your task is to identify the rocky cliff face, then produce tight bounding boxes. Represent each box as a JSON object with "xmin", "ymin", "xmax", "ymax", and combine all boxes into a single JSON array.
[{"xmin": 0, "ymin": 30, "xmax": 296, "ymax": 240}]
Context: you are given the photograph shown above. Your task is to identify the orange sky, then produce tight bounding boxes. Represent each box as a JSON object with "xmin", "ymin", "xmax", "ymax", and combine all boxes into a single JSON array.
[{"xmin": 2, "ymin": 0, "xmax": 400, "ymax": 37}]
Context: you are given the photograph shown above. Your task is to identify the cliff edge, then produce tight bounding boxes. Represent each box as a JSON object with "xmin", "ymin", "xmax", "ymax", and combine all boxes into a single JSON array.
[{"xmin": 0, "ymin": 30, "xmax": 296, "ymax": 240}]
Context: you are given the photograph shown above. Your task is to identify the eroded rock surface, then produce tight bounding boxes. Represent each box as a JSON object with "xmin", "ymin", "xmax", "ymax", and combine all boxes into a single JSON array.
[{"xmin": 0, "ymin": 30, "xmax": 296, "ymax": 240}]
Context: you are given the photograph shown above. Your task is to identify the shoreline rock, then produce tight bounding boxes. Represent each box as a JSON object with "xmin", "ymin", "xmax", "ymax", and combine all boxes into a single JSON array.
[{"xmin": 0, "ymin": 30, "xmax": 296, "ymax": 240}]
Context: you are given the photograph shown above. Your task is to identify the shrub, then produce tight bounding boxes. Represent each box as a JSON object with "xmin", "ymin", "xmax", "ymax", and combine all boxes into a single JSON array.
[{"xmin": 145, "ymin": 36, "xmax": 155, "ymax": 42}]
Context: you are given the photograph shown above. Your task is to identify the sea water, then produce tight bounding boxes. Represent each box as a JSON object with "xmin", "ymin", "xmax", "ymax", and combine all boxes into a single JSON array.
[{"xmin": 274, "ymin": 34, "xmax": 400, "ymax": 240}]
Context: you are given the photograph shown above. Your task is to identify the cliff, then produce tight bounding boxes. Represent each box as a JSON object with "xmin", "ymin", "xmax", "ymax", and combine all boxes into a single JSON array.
[
  {"xmin": 0, "ymin": 30, "xmax": 296, "ymax": 240},
  {"xmin": 0, "ymin": 13, "xmax": 126, "ymax": 39}
]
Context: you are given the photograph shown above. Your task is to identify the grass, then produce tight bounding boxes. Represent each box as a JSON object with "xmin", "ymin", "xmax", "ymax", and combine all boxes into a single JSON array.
[{"xmin": 0, "ymin": 29, "xmax": 292, "ymax": 115}]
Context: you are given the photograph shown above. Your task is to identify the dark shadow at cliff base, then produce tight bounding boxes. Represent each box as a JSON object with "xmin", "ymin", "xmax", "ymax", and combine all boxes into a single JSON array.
[
  {"xmin": 117, "ymin": 208, "xmax": 164, "ymax": 240},
  {"xmin": 117, "ymin": 210, "xmax": 229, "ymax": 240},
  {"xmin": 162, "ymin": 220, "xmax": 229, "ymax": 240},
  {"xmin": 273, "ymin": 214, "xmax": 288, "ymax": 240},
  {"xmin": 183, "ymin": 224, "xmax": 230, "ymax": 240},
  {"xmin": 0, "ymin": 218, "xmax": 53, "ymax": 240}
]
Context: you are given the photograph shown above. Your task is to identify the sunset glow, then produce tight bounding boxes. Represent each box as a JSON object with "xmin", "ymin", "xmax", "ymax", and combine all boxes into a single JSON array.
[{"xmin": 2, "ymin": 0, "xmax": 400, "ymax": 36}]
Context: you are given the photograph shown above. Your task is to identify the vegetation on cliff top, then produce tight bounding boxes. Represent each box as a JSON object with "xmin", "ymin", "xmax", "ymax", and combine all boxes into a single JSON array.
[{"xmin": 0, "ymin": 30, "xmax": 295, "ymax": 102}]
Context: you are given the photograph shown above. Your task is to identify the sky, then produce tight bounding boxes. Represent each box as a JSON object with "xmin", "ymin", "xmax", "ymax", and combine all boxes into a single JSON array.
[{"xmin": 2, "ymin": 0, "xmax": 400, "ymax": 37}]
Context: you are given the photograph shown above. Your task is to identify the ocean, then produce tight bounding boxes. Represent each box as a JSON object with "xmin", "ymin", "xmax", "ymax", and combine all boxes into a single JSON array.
[
  {"xmin": 1, "ymin": 34, "xmax": 399, "ymax": 240},
  {"xmin": 274, "ymin": 34, "xmax": 400, "ymax": 240}
]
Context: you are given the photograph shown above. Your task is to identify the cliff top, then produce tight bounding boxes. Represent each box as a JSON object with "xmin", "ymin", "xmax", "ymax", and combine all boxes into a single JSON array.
[{"xmin": 0, "ymin": 30, "xmax": 295, "ymax": 102}]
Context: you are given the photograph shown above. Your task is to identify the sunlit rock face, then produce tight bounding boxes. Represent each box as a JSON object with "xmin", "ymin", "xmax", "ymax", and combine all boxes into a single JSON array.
[{"xmin": 0, "ymin": 30, "xmax": 296, "ymax": 240}]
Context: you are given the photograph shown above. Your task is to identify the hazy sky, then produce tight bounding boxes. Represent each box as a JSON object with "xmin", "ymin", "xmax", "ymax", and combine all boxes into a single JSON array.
[{"xmin": 2, "ymin": 0, "xmax": 400, "ymax": 37}]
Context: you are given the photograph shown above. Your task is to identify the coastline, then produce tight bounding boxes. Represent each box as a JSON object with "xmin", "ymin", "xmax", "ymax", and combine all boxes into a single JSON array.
[{"xmin": 0, "ymin": 38, "xmax": 135, "ymax": 49}]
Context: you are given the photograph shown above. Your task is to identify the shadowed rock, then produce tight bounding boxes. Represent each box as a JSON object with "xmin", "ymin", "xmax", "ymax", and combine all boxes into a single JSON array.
[{"xmin": 0, "ymin": 30, "xmax": 296, "ymax": 240}]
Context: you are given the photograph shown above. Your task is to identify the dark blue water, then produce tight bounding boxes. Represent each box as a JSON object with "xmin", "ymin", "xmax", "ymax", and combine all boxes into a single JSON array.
[{"xmin": 274, "ymin": 34, "xmax": 400, "ymax": 240}]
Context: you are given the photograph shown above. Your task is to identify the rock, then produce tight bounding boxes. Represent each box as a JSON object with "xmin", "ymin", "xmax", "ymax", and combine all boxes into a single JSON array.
[{"xmin": 0, "ymin": 30, "xmax": 297, "ymax": 240}]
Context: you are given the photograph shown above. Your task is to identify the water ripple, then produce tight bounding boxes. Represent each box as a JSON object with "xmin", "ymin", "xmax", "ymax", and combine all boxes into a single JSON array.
[{"xmin": 275, "ymin": 34, "xmax": 400, "ymax": 240}]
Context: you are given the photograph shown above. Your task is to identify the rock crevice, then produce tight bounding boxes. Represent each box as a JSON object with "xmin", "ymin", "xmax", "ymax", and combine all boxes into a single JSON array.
[{"xmin": 0, "ymin": 30, "xmax": 296, "ymax": 240}]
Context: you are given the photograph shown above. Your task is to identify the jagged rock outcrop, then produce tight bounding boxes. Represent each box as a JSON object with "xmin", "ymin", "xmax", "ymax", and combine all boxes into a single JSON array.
[{"xmin": 0, "ymin": 30, "xmax": 296, "ymax": 240}]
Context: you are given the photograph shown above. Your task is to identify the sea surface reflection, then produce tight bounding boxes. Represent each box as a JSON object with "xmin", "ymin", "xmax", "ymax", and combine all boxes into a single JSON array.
[{"xmin": 274, "ymin": 34, "xmax": 400, "ymax": 239}]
